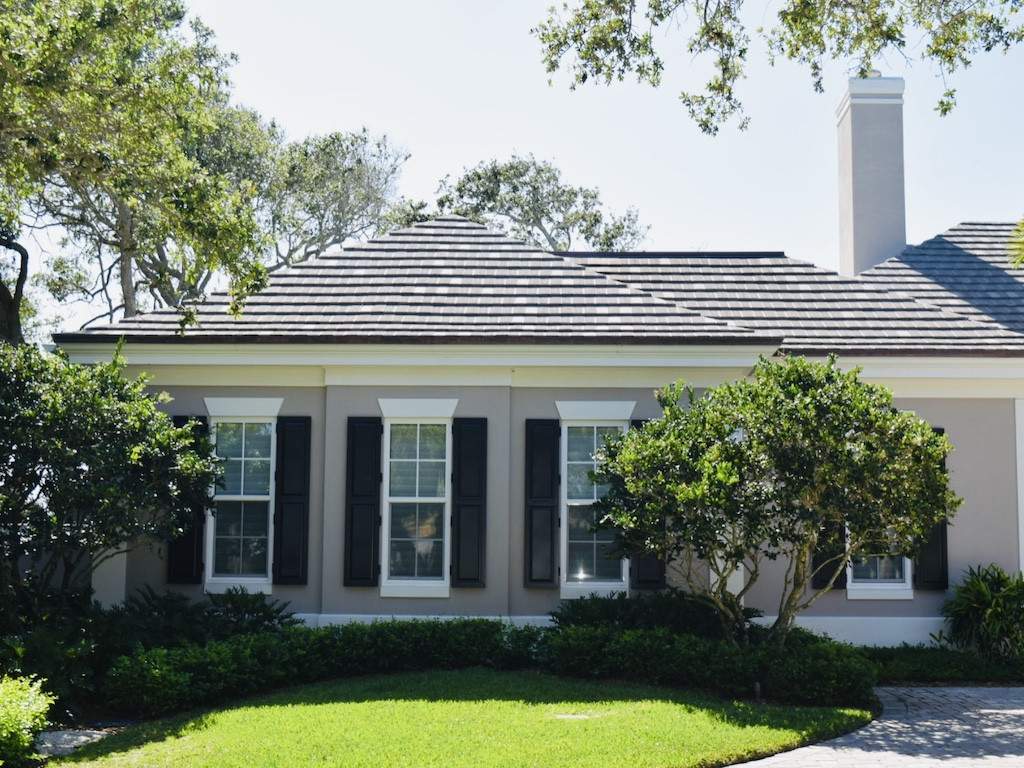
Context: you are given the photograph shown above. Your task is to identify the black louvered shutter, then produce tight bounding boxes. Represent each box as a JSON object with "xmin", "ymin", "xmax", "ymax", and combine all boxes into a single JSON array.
[
  {"xmin": 273, "ymin": 416, "xmax": 311, "ymax": 585},
  {"xmin": 167, "ymin": 415, "xmax": 208, "ymax": 584},
  {"xmin": 628, "ymin": 419, "xmax": 666, "ymax": 589},
  {"xmin": 525, "ymin": 419, "xmax": 559, "ymax": 587},
  {"xmin": 452, "ymin": 418, "xmax": 487, "ymax": 587},
  {"xmin": 344, "ymin": 417, "xmax": 382, "ymax": 586},
  {"xmin": 915, "ymin": 427, "xmax": 950, "ymax": 590},
  {"xmin": 811, "ymin": 519, "xmax": 847, "ymax": 590}
]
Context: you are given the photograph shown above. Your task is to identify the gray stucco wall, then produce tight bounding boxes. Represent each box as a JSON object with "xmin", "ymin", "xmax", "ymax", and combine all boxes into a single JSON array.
[{"xmin": 125, "ymin": 381, "xmax": 1021, "ymax": 625}]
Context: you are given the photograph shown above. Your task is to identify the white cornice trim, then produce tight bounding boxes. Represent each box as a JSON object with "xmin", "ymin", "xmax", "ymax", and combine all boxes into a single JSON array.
[
  {"xmin": 555, "ymin": 400, "xmax": 636, "ymax": 421},
  {"xmin": 60, "ymin": 342, "xmax": 778, "ymax": 369},
  {"xmin": 818, "ymin": 356, "xmax": 1024, "ymax": 380}
]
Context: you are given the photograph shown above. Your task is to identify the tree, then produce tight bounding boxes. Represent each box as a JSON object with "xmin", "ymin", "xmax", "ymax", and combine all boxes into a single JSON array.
[
  {"xmin": 436, "ymin": 155, "xmax": 646, "ymax": 250},
  {"xmin": 535, "ymin": 0, "xmax": 1024, "ymax": 135},
  {"xmin": 1, "ymin": 0, "xmax": 266, "ymax": 341},
  {"xmin": 0, "ymin": 344, "xmax": 218, "ymax": 628},
  {"xmin": 594, "ymin": 355, "xmax": 960, "ymax": 644}
]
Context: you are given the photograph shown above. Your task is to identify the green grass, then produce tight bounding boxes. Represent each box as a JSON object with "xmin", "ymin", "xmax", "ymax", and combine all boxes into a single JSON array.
[{"xmin": 55, "ymin": 669, "xmax": 871, "ymax": 768}]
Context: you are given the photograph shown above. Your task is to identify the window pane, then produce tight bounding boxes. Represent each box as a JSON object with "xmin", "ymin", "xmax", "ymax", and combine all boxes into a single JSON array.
[
  {"xmin": 214, "ymin": 538, "xmax": 241, "ymax": 575},
  {"xmin": 417, "ymin": 503, "xmax": 443, "ymax": 538},
  {"xmin": 416, "ymin": 540, "xmax": 443, "ymax": 578},
  {"xmin": 879, "ymin": 556, "xmax": 905, "ymax": 581},
  {"xmin": 242, "ymin": 501, "xmax": 268, "ymax": 537},
  {"xmin": 216, "ymin": 423, "xmax": 243, "ymax": 458},
  {"xmin": 594, "ymin": 519, "xmax": 616, "ymax": 542},
  {"xmin": 567, "ymin": 505, "xmax": 594, "ymax": 538},
  {"xmin": 390, "ymin": 540, "xmax": 416, "ymax": 578},
  {"xmin": 241, "ymin": 538, "xmax": 268, "ymax": 575},
  {"xmin": 418, "ymin": 460, "xmax": 446, "ymax": 497},
  {"xmin": 596, "ymin": 426, "xmax": 621, "ymax": 447},
  {"xmin": 567, "ymin": 542, "xmax": 594, "ymax": 582},
  {"xmin": 567, "ymin": 427, "xmax": 594, "ymax": 461},
  {"xmin": 389, "ymin": 461, "xmax": 417, "ymax": 496},
  {"xmin": 244, "ymin": 423, "xmax": 272, "ymax": 458},
  {"xmin": 595, "ymin": 542, "xmax": 623, "ymax": 580},
  {"xmin": 419, "ymin": 424, "xmax": 446, "ymax": 460},
  {"xmin": 215, "ymin": 501, "xmax": 242, "ymax": 537},
  {"xmin": 243, "ymin": 459, "xmax": 271, "ymax": 495},
  {"xmin": 221, "ymin": 458, "xmax": 243, "ymax": 495},
  {"xmin": 390, "ymin": 424, "xmax": 417, "ymax": 459},
  {"xmin": 566, "ymin": 464, "xmax": 594, "ymax": 500},
  {"xmin": 390, "ymin": 503, "xmax": 417, "ymax": 538},
  {"xmin": 851, "ymin": 555, "xmax": 877, "ymax": 581}
]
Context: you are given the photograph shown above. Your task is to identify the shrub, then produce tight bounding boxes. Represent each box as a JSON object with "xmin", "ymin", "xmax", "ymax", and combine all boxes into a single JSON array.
[
  {"xmin": 0, "ymin": 676, "xmax": 53, "ymax": 767},
  {"xmin": 941, "ymin": 564, "xmax": 1024, "ymax": 659},
  {"xmin": 549, "ymin": 589, "xmax": 757, "ymax": 640},
  {"xmin": 864, "ymin": 644, "xmax": 1024, "ymax": 684}
]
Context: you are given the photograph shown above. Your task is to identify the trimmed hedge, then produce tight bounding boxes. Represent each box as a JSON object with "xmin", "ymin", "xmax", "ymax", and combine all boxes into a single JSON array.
[
  {"xmin": 0, "ymin": 675, "xmax": 53, "ymax": 767},
  {"xmin": 865, "ymin": 645, "xmax": 1024, "ymax": 684},
  {"xmin": 106, "ymin": 619, "xmax": 874, "ymax": 717}
]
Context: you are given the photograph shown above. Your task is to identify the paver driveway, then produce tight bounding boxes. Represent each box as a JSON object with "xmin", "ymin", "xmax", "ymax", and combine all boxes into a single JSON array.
[{"xmin": 743, "ymin": 687, "xmax": 1024, "ymax": 767}]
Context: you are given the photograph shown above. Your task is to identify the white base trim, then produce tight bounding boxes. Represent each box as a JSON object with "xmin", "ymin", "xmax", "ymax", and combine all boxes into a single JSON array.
[
  {"xmin": 295, "ymin": 613, "xmax": 554, "ymax": 628},
  {"xmin": 754, "ymin": 614, "xmax": 945, "ymax": 645}
]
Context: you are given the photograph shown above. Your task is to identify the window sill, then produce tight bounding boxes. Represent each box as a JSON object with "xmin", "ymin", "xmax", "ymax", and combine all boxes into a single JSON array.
[
  {"xmin": 205, "ymin": 578, "xmax": 272, "ymax": 595},
  {"xmin": 560, "ymin": 582, "xmax": 628, "ymax": 600},
  {"xmin": 380, "ymin": 581, "xmax": 450, "ymax": 599},
  {"xmin": 846, "ymin": 584, "xmax": 914, "ymax": 600}
]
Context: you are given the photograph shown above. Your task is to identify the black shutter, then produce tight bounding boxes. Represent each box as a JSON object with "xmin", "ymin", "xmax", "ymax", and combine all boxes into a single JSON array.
[
  {"xmin": 451, "ymin": 418, "xmax": 487, "ymax": 587},
  {"xmin": 525, "ymin": 419, "xmax": 559, "ymax": 587},
  {"xmin": 915, "ymin": 427, "xmax": 950, "ymax": 590},
  {"xmin": 273, "ymin": 416, "xmax": 311, "ymax": 585},
  {"xmin": 628, "ymin": 419, "xmax": 666, "ymax": 590},
  {"xmin": 167, "ymin": 415, "xmax": 208, "ymax": 584},
  {"xmin": 344, "ymin": 417, "xmax": 382, "ymax": 586},
  {"xmin": 811, "ymin": 519, "xmax": 847, "ymax": 589}
]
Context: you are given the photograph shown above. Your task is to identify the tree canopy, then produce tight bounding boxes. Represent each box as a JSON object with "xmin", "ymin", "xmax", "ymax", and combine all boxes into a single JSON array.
[
  {"xmin": 535, "ymin": 0, "xmax": 1023, "ymax": 134},
  {"xmin": 594, "ymin": 355, "xmax": 961, "ymax": 643},
  {"xmin": 0, "ymin": 344, "xmax": 218, "ymax": 626},
  {"xmin": 430, "ymin": 155, "xmax": 646, "ymax": 251}
]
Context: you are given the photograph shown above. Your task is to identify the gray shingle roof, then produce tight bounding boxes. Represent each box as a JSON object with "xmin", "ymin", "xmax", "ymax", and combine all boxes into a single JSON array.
[
  {"xmin": 572, "ymin": 246, "xmax": 1024, "ymax": 355},
  {"xmin": 53, "ymin": 217, "xmax": 769, "ymax": 345},
  {"xmin": 860, "ymin": 223, "xmax": 1024, "ymax": 334}
]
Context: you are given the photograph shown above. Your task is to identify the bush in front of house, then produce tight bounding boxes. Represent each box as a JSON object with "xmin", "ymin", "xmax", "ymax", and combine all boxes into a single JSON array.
[
  {"xmin": 865, "ymin": 644, "xmax": 1024, "ymax": 684},
  {"xmin": 0, "ymin": 675, "xmax": 53, "ymax": 767},
  {"xmin": 939, "ymin": 564, "xmax": 1024, "ymax": 659}
]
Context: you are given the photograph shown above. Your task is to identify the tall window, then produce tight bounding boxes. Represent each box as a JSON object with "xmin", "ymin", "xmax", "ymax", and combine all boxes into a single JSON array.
[
  {"xmin": 563, "ymin": 424, "xmax": 627, "ymax": 585},
  {"xmin": 385, "ymin": 422, "xmax": 448, "ymax": 581},
  {"xmin": 212, "ymin": 420, "xmax": 273, "ymax": 578}
]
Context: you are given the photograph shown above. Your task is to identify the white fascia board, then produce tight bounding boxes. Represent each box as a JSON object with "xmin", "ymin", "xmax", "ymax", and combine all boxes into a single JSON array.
[
  {"xmin": 60, "ymin": 342, "xmax": 778, "ymax": 369},
  {"xmin": 823, "ymin": 355, "xmax": 1024, "ymax": 380}
]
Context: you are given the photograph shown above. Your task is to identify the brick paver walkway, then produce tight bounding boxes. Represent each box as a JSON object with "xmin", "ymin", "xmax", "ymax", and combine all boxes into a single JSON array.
[{"xmin": 742, "ymin": 687, "xmax": 1024, "ymax": 766}]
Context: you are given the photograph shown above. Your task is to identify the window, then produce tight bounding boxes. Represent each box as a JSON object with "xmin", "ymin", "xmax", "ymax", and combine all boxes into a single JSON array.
[
  {"xmin": 381, "ymin": 419, "xmax": 451, "ymax": 597},
  {"xmin": 209, "ymin": 419, "xmax": 275, "ymax": 586},
  {"xmin": 847, "ymin": 535, "xmax": 913, "ymax": 600},
  {"xmin": 560, "ymin": 422, "xmax": 629, "ymax": 597}
]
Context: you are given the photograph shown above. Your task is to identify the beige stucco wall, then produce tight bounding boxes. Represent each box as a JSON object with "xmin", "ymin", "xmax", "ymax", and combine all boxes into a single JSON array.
[{"xmin": 122, "ymin": 376, "xmax": 1022, "ymax": 629}]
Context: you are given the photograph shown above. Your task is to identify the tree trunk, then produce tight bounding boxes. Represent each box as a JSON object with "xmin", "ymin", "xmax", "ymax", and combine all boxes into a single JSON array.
[
  {"xmin": 120, "ymin": 248, "xmax": 138, "ymax": 317},
  {"xmin": 0, "ymin": 235, "xmax": 29, "ymax": 345}
]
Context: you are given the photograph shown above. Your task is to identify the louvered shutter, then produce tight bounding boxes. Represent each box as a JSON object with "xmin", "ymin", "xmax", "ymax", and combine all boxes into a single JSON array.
[
  {"xmin": 628, "ymin": 419, "xmax": 666, "ymax": 589},
  {"xmin": 915, "ymin": 427, "xmax": 950, "ymax": 590},
  {"xmin": 167, "ymin": 415, "xmax": 208, "ymax": 584},
  {"xmin": 452, "ymin": 418, "xmax": 487, "ymax": 587},
  {"xmin": 273, "ymin": 416, "xmax": 311, "ymax": 585},
  {"xmin": 525, "ymin": 419, "xmax": 559, "ymax": 587},
  {"xmin": 344, "ymin": 417, "xmax": 382, "ymax": 586}
]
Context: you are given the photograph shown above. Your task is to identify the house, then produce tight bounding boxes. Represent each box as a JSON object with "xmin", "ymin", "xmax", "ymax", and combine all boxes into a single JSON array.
[{"xmin": 56, "ymin": 77, "xmax": 1024, "ymax": 645}]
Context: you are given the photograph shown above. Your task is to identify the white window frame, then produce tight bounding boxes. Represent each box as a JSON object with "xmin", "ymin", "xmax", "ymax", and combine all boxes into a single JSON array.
[
  {"xmin": 204, "ymin": 416, "xmax": 277, "ymax": 594},
  {"xmin": 379, "ymin": 417, "xmax": 453, "ymax": 598},
  {"xmin": 559, "ymin": 419, "xmax": 631, "ymax": 599},
  {"xmin": 845, "ymin": 529, "xmax": 914, "ymax": 600}
]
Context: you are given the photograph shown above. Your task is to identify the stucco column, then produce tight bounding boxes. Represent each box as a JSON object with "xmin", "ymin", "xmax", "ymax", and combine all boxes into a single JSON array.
[
  {"xmin": 1016, "ymin": 400, "xmax": 1024, "ymax": 573},
  {"xmin": 91, "ymin": 550, "xmax": 128, "ymax": 608}
]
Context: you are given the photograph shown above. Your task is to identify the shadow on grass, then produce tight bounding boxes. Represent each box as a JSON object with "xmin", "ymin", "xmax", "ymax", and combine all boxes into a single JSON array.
[{"xmin": 61, "ymin": 668, "xmax": 869, "ymax": 764}]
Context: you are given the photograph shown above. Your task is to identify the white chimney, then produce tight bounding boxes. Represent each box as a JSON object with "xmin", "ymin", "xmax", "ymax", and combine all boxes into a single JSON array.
[{"xmin": 836, "ymin": 75, "xmax": 906, "ymax": 275}]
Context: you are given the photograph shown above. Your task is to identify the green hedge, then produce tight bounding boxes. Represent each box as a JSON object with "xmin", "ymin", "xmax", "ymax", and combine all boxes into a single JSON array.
[
  {"xmin": 865, "ymin": 645, "xmax": 1024, "ymax": 684},
  {"xmin": 0, "ymin": 675, "xmax": 53, "ymax": 767},
  {"xmin": 106, "ymin": 619, "xmax": 875, "ymax": 717}
]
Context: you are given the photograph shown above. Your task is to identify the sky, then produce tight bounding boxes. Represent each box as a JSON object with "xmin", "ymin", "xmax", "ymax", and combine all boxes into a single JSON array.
[{"xmin": 37, "ymin": 0, "xmax": 1024, "ymax": 334}]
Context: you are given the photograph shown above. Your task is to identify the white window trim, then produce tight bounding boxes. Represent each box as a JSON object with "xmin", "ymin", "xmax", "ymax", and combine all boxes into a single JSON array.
[
  {"xmin": 556, "ymin": 400, "xmax": 636, "ymax": 422},
  {"xmin": 559, "ymin": 419, "xmax": 630, "ymax": 599},
  {"xmin": 204, "ymin": 397, "xmax": 283, "ymax": 418},
  {"xmin": 378, "ymin": 398, "xmax": 458, "ymax": 419},
  {"xmin": 846, "ymin": 555, "xmax": 914, "ymax": 600},
  {"xmin": 204, "ymin": 416, "xmax": 277, "ymax": 594},
  {"xmin": 379, "ymin": 417, "xmax": 453, "ymax": 599}
]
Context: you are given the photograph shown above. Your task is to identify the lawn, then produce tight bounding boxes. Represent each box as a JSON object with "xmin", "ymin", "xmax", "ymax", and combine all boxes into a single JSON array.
[{"xmin": 55, "ymin": 669, "xmax": 871, "ymax": 768}]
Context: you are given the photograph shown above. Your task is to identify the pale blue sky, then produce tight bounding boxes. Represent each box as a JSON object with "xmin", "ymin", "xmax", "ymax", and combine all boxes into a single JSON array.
[{"xmin": 186, "ymin": 0, "xmax": 1023, "ymax": 271}]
